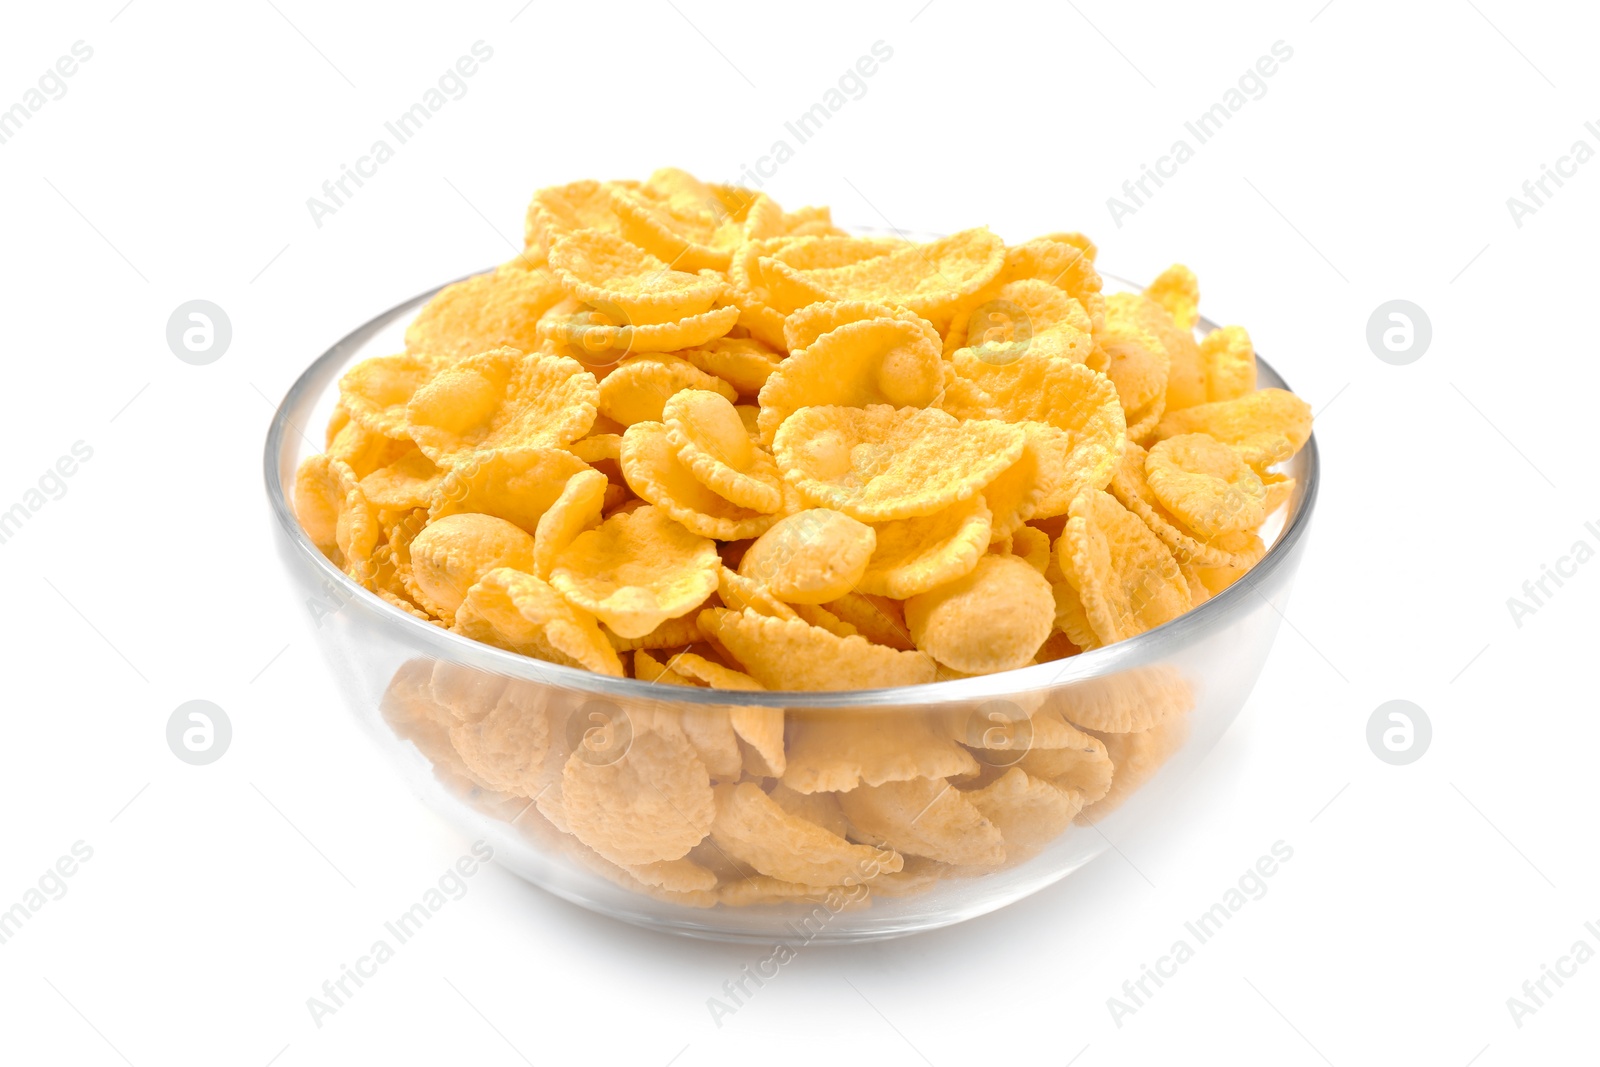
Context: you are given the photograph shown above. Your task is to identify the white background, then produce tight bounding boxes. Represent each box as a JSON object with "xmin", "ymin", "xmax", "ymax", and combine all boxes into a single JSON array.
[{"xmin": 2, "ymin": 1, "xmax": 1596, "ymax": 1064}]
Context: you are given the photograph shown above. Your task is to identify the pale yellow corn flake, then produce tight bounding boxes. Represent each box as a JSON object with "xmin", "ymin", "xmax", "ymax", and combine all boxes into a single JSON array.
[
  {"xmin": 773, "ymin": 405, "xmax": 1025, "ymax": 522},
  {"xmin": 562, "ymin": 726, "xmax": 714, "ymax": 866},
  {"xmin": 1017, "ymin": 726, "xmax": 1113, "ymax": 804},
  {"xmin": 619, "ymin": 421, "xmax": 780, "ymax": 540},
  {"xmin": 1108, "ymin": 290, "xmax": 1205, "ymax": 414},
  {"xmin": 533, "ymin": 467, "xmax": 610, "ymax": 578},
  {"xmin": 406, "ymin": 348, "xmax": 597, "ymax": 465},
  {"xmin": 1144, "ymin": 263, "xmax": 1199, "ymax": 330},
  {"xmin": 838, "ymin": 778, "xmax": 1005, "ymax": 867},
  {"xmin": 1052, "ymin": 663, "xmax": 1193, "ymax": 733},
  {"xmin": 674, "ymin": 337, "xmax": 783, "ymax": 397},
  {"xmin": 1145, "ymin": 433, "xmax": 1266, "ymax": 538},
  {"xmin": 339, "ymin": 352, "xmax": 452, "ymax": 440},
  {"xmin": 359, "ymin": 447, "xmax": 443, "ymax": 512},
  {"xmin": 1107, "ymin": 441, "xmax": 1266, "ymax": 569},
  {"xmin": 548, "ymin": 229, "xmax": 725, "ymax": 326},
  {"xmin": 715, "ymin": 565, "xmax": 798, "ymax": 620},
  {"xmin": 730, "ymin": 704, "xmax": 785, "ymax": 777},
  {"xmin": 597, "ymin": 354, "xmax": 739, "ymax": 427},
  {"xmin": 780, "ymin": 708, "xmax": 977, "ymax": 793},
  {"xmin": 905, "ymin": 554, "xmax": 1055, "ymax": 674},
  {"xmin": 404, "ymin": 264, "xmax": 567, "ymax": 363},
  {"xmin": 428, "ymin": 446, "xmax": 591, "ymax": 535},
  {"xmin": 1152, "ymin": 388, "xmax": 1312, "ymax": 471},
  {"xmin": 336, "ymin": 483, "xmax": 381, "ymax": 584},
  {"xmin": 1096, "ymin": 308, "xmax": 1170, "ymax": 440},
  {"xmin": 1050, "ymin": 579, "xmax": 1101, "ymax": 651},
  {"xmin": 1007, "ymin": 524, "xmax": 1052, "ymax": 574},
  {"xmin": 1261, "ymin": 471, "xmax": 1295, "ymax": 516},
  {"xmin": 961, "ymin": 767, "xmax": 1084, "ymax": 850},
  {"xmin": 540, "ymin": 302, "xmax": 740, "ymax": 358},
  {"xmin": 738, "ymin": 509, "xmax": 876, "ymax": 604},
  {"xmin": 782, "ymin": 299, "xmax": 939, "ymax": 354},
  {"xmin": 858, "ymin": 495, "xmax": 991, "ymax": 599},
  {"xmin": 550, "ymin": 504, "xmax": 720, "ymax": 639},
  {"xmin": 712, "ymin": 782, "xmax": 902, "ymax": 885},
  {"xmin": 1060, "ymin": 489, "xmax": 1191, "ymax": 645},
  {"xmin": 409, "ymin": 513, "xmax": 538, "ymax": 619},
  {"xmin": 607, "ymin": 612, "xmax": 705, "ymax": 652},
  {"xmin": 756, "ymin": 315, "xmax": 945, "ymax": 444},
  {"xmin": 327, "ymin": 416, "xmax": 412, "ymax": 478},
  {"xmin": 768, "ymin": 783, "xmax": 850, "ymax": 838},
  {"xmin": 1199, "ymin": 324, "xmax": 1256, "ymax": 402},
  {"xmin": 447, "ymin": 683, "xmax": 551, "ymax": 796},
  {"xmin": 1081, "ymin": 715, "xmax": 1190, "ymax": 820},
  {"xmin": 700, "ymin": 607, "xmax": 936, "ymax": 692},
  {"xmin": 451, "ymin": 567, "xmax": 625, "ymax": 676},
  {"xmin": 524, "ymin": 178, "xmax": 629, "ymax": 254},
  {"xmin": 664, "ymin": 389, "xmax": 784, "ymax": 514},
  {"xmin": 626, "ymin": 857, "xmax": 718, "ymax": 893},
  {"xmin": 294, "ymin": 454, "xmax": 358, "ymax": 556}
]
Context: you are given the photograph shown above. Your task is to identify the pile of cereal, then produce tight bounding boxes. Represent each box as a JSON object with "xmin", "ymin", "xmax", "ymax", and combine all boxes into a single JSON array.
[{"xmin": 296, "ymin": 167, "xmax": 1312, "ymax": 690}]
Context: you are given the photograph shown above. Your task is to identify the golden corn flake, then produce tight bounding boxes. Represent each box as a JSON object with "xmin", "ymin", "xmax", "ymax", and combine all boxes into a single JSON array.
[
  {"xmin": 905, "ymin": 554, "xmax": 1054, "ymax": 674},
  {"xmin": 1051, "ymin": 579, "xmax": 1101, "ymax": 651},
  {"xmin": 1060, "ymin": 489, "xmax": 1191, "ymax": 645},
  {"xmin": 549, "ymin": 229, "xmax": 725, "ymax": 326},
  {"xmin": 409, "ymin": 513, "xmax": 538, "ymax": 619},
  {"xmin": 597, "ymin": 354, "xmax": 738, "ymax": 427},
  {"xmin": 1109, "ymin": 290, "xmax": 1205, "ymax": 414},
  {"xmin": 1097, "ymin": 305, "xmax": 1170, "ymax": 440},
  {"xmin": 359, "ymin": 447, "xmax": 443, "ymax": 512},
  {"xmin": 962, "ymin": 767, "xmax": 1083, "ymax": 851},
  {"xmin": 774, "ymin": 405, "xmax": 1025, "ymax": 522},
  {"xmin": 294, "ymin": 454, "xmax": 358, "ymax": 556},
  {"xmin": 838, "ymin": 778, "xmax": 1005, "ymax": 867},
  {"xmin": 1017, "ymin": 724, "xmax": 1113, "ymax": 804},
  {"xmin": 663, "ymin": 389, "xmax": 784, "ymax": 514},
  {"xmin": 619, "ymin": 421, "xmax": 779, "ymax": 540},
  {"xmin": 428, "ymin": 446, "xmax": 591, "ymax": 535},
  {"xmin": 700, "ymin": 607, "xmax": 935, "ymax": 691},
  {"xmin": 339, "ymin": 352, "xmax": 450, "ymax": 440},
  {"xmin": 1152, "ymin": 388, "xmax": 1312, "ymax": 471},
  {"xmin": 738, "ymin": 509, "xmax": 876, "ymax": 604},
  {"xmin": 712, "ymin": 782, "xmax": 902, "ymax": 885},
  {"xmin": 525, "ymin": 178, "xmax": 628, "ymax": 254},
  {"xmin": 675, "ymin": 336, "xmax": 782, "ymax": 397},
  {"xmin": 549, "ymin": 504, "xmax": 720, "ymax": 639},
  {"xmin": 780, "ymin": 709, "xmax": 977, "ymax": 794},
  {"xmin": 327, "ymin": 416, "xmax": 412, "ymax": 478},
  {"xmin": 1199, "ymin": 324, "xmax": 1256, "ymax": 402},
  {"xmin": 858, "ymin": 494, "xmax": 991, "ymax": 599},
  {"xmin": 782, "ymin": 299, "xmax": 940, "ymax": 355},
  {"xmin": 1145, "ymin": 433, "xmax": 1266, "ymax": 539},
  {"xmin": 1261, "ymin": 471, "xmax": 1296, "ymax": 516},
  {"xmin": 1008, "ymin": 524, "xmax": 1052, "ymax": 575},
  {"xmin": 448, "ymin": 684, "xmax": 551, "ymax": 796},
  {"xmin": 451, "ymin": 567, "xmax": 624, "ymax": 676},
  {"xmin": 1108, "ymin": 442, "xmax": 1266, "ymax": 570},
  {"xmin": 562, "ymin": 726, "xmax": 714, "ymax": 866},
  {"xmin": 540, "ymin": 302, "xmax": 740, "ymax": 358},
  {"xmin": 716, "ymin": 564, "xmax": 798, "ymax": 620},
  {"xmin": 1144, "ymin": 263, "xmax": 1199, "ymax": 330},
  {"xmin": 756, "ymin": 315, "xmax": 945, "ymax": 444},
  {"xmin": 1053, "ymin": 663, "xmax": 1192, "ymax": 734},
  {"xmin": 404, "ymin": 263, "xmax": 566, "ymax": 363},
  {"xmin": 533, "ymin": 467, "xmax": 609, "ymax": 578},
  {"xmin": 406, "ymin": 348, "xmax": 597, "ymax": 464},
  {"xmin": 821, "ymin": 591, "xmax": 915, "ymax": 650}
]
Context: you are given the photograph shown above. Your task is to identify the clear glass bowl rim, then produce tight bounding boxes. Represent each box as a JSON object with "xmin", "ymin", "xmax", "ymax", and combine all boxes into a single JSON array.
[{"xmin": 263, "ymin": 268, "xmax": 1320, "ymax": 710}]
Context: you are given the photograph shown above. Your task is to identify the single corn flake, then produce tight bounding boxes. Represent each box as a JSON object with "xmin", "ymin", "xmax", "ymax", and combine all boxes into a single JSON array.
[
  {"xmin": 1144, "ymin": 264, "xmax": 1199, "ymax": 330},
  {"xmin": 548, "ymin": 229, "xmax": 725, "ymax": 326},
  {"xmin": 562, "ymin": 727, "xmax": 714, "ymax": 866},
  {"xmin": 780, "ymin": 709, "xmax": 977, "ymax": 793},
  {"xmin": 675, "ymin": 337, "xmax": 783, "ymax": 397},
  {"xmin": 773, "ymin": 405, "xmax": 1025, "ymax": 522},
  {"xmin": 905, "ymin": 554, "xmax": 1055, "ymax": 674},
  {"xmin": 1199, "ymin": 324, "xmax": 1256, "ymax": 402},
  {"xmin": 549, "ymin": 504, "xmax": 719, "ymax": 639},
  {"xmin": 711, "ymin": 782, "xmax": 902, "ymax": 885},
  {"xmin": 738, "ymin": 509, "xmax": 876, "ymax": 604},
  {"xmin": 451, "ymin": 567, "xmax": 624, "ymax": 676},
  {"xmin": 404, "ymin": 263, "xmax": 566, "ymax": 363},
  {"xmin": 781, "ymin": 299, "xmax": 939, "ymax": 355},
  {"xmin": 620, "ymin": 421, "xmax": 780, "ymax": 540},
  {"xmin": 699, "ymin": 607, "xmax": 935, "ymax": 691},
  {"xmin": 1152, "ymin": 388, "xmax": 1312, "ymax": 471},
  {"xmin": 962, "ymin": 767, "xmax": 1084, "ymax": 850},
  {"xmin": 821, "ymin": 591, "xmax": 916, "ymax": 650},
  {"xmin": 1059, "ymin": 489, "xmax": 1191, "ymax": 644},
  {"xmin": 410, "ymin": 513, "xmax": 538, "ymax": 618},
  {"xmin": 858, "ymin": 495, "xmax": 991, "ymax": 599},
  {"xmin": 1108, "ymin": 441, "xmax": 1267, "ymax": 569},
  {"xmin": 428, "ymin": 446, "xmax": 591, "ymax": 535},
  {"xmin": 406, "ymin": 348, "xmax": 597, "ymax": 465},
  {"xmin": 359, "ymin": 447, "xmax": 443, "ymax": 512},
  {"xmin": 838, "ymin": 778, "xmax": 1005, "ymax": 867},
  {"xmin": 339, "ymin": 352, "xmax": 451, "ymax": 440},
  {"xmin": 532, "ymin": 467, "xmax": 610, "ymax": 578},
  {"xmin": 597, "ymin": 354, "xmax": 738, "ymax": 427},
  {"xmin": 664, "ymin": 389, "xmax": 784, "ymax": 514},
  {"xmin": 1145, "ymin": 433, "xmax": 1266, "ymax": 538},
  {"xmin": 756, "ymin": 315, "xmax": 945, "ymax": 444}
]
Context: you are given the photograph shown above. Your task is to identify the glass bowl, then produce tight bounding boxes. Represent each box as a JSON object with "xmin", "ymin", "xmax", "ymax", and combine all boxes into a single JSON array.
[{"xmin": 264, "ymin": 270, "xmax": 1319, "ymax": 943}]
